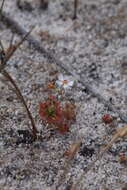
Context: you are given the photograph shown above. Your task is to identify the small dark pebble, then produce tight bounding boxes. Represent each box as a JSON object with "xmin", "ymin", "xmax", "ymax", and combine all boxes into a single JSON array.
[
  {"xmin": 89, "ymin": 63, "xmax": 97, "ymax": 72},
  {"xmin": 122, "ymin": 184, "xmax": 127, "ymax": 190},
  {"xmin": 6, "ymin": 96, "xmax": 14, "ymax": 102},
  {"xmin": 33, "ymin": 142, "xmax": 41, "ymax": 149},
  {"xmin": 17, "ymin": 0, "xmax": 33, "ymax": 11},
  {"xmin": 109, "ymin": 97, "xmax": 113, "ymax": 103},
  {"xmin": 89, "ymin": 139, "xmax": 95, "ymax": 144},
  {"xmin": 59, "ymin": 15, "xmax": 67, "ymax": 22},
  {"xmin": 65, "ymin": 182, "xmax": 73, "ymax": 190},
  {"xmin": 111, "ymin": 0, "xmax": 120, "ymax": 5},
  {"xmin": 4, "ymin": 166, "xmax": 13, "ymax": 177},
  {"xmin": 8, "ymin": 128, "xmax": 15, "ymax": 137},
  {"xmin": 1, "ymin": 86, "xmax": 5, "ymax": 90},
  {"xmin": 108, "ymin": 146, "xmax": 121, "ymax": 156},
  {"xmin": 40, "ymin": 0, "xmax": 48, "ymax": 10},
  {"xmin": 0, "ymin": 50, "xmax": 6, "ymax": 60},
  {"xmin": 14, "ymin": 64, "xmax": 19, "ymax": 69},
  {"xmin": 17, "ymin": 117, "xmax": 22, "ymax": 122},
  {"xmin": 17, "ymin": 129, "xmax": 30, "ymax": 136},
  {"xmin": 16, "ymin": 130, "xmax": 35, "ymax": 145},
  {"xmin": 80, "ymin": 146, "xmax": 95, "ymax": 157},
  {"xmin": 82, "ymin": 88, "xmax": 89, "ymax": 93}
]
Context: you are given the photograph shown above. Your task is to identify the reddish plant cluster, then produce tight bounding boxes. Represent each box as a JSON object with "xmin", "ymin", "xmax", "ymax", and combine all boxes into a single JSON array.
[
  {"xmin": 102, "ymin": 114, "xmax": 114, "ymax": 124},
  {"xmin": 119, "ymin": 153, "xmax": 127, "ymax": 163},
  {"xmin": 39, "ymin": 96, "xmax": 75, "ymax": 133}
]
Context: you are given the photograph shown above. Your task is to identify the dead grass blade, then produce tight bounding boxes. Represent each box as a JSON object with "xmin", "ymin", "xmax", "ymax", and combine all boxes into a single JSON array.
[
  {"xmin": 0, "ymin": 27, "xmax": 38, "ymax": 139},
  {"xmin": 71, "ymin": 125, "xmax": 127, "ymax": 190},
  {"xmin": 0, "ymin": 27, "xmax": 34, "ymax": 73},
  {"xmin": 2, "ymin": 70, "xmax": 38, "ymax": 138},
  {"xmin": 56, "ymin": 140, "xmax": 82, "ymax": 190},
  {"xmin": 0, "ymin": 0, "xmax": 5, "ymax": 17}
]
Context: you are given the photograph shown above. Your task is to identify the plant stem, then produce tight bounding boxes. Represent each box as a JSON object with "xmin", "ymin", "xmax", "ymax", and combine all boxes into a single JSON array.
[
  {"xmin": 2, "ymin": 70, "xmax": 38, "ymax": 138},
  {"xmin": 0, "ymin": 0, "xmax": 5, "ymax": 17},
  {"xmin": 73, "ymin": 0, "xmax": 78, "ymax": 19}
]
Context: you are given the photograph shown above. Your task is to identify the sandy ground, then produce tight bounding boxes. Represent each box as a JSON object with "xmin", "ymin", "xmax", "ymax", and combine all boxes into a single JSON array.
[{"xmin": 0, "ymin": 0, "xmax": 127, "ymax": 190}]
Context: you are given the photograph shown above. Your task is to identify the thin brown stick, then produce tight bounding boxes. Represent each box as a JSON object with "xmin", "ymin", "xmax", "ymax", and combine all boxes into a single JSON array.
[
  {"xmin": 0, "ymin": 40, "xmax": 6, "ymax": 68},
  {"xmin": 0, "ymin": 26, "xmax": 34, "ymax": 73},
  {"xmin": 4, "ymin": 26, "xmax": 35, "ymax": 64},
  {"xmin": 56, "ymin": 140, "xmax": 82, "ymax": 190},
  {"xmin": 8, "ymin": 33, "xmax": 15, "ymax": 51},
  {"xmin": 73, "ymin": 0, "xmax": 78, "ymax": 19},
  {"xmin": 2, "ymin": 70, "xmax": 38, "ymax": 138},
  {"xmin": 0, "ymin": 27, "xmax": 37, "ymax": 138},
  {"xmin": 0, "ymin": 0, "xmax": 5, "ymax": 17}
]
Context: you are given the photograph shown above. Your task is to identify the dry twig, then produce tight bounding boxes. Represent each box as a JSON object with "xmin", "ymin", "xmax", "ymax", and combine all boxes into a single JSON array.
[
  {"xmin": 56, "ymin": 140, "xmax": 81, "ymax": 190},
  {"xmin": 0, "ymin": 27, "xmax": 38, "ymax": 139},
  {"xmin": 73, "ymin": 0, "xmax": 78, "ymax": 19},
  {"xmin": 0, "ymin": 0, "xmax": 5, "ymax": 17}
]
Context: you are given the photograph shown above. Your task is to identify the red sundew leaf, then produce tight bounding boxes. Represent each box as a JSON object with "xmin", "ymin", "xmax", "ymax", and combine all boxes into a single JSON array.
[
  {"xmin": 47, "ymin": 81, "xmax": 56, "ymax": 89},
  {"xmin": 57, "ymin": 123, "xmax": 69, "ymax": 133},
  {"xmin": 39, "ymin": 96, "xmax": 76, "ymax": 134},
  {"xmin": 63, "ymin": 103, "xmax": 76, "ymax": 121},
  {"xmin": 119, "ymin": 153, "xmax": 127, "ymax": 163},
  {"xmin": 47, "ymin": 115, "xmax": 62, "ymax": 125},
  {"xmin": 102, "ymin": 114, "xmax": 113, "ymax": 124},
  {"xmin": 39, "ymin": 96, "xmax": 63, "ymax": 125}
]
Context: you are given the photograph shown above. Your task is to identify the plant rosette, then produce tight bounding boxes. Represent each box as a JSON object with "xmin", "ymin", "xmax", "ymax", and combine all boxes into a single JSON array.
[{"xmin": 39, "ymin": 96, "xmax": 71, "ymax": 133}]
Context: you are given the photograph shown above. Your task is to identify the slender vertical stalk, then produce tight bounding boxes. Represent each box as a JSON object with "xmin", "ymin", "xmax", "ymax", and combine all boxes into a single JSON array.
[
  {"xmin": 0, "ymin": 27, "xmax": 34, "ymax": 72},
  {"xmin": 2, "ymin": 70, "xmax": 38, "ymax": 138},
  {"xmin": 73, "ymin": 0, "xmax": 78, "ymax": 19},
  {"xmin": 0, "ymin": 0, "xmax": 5, "ymax": 16},
  {"xmin": 0, "ymin": 26, "xmax": 37, "ymax": 139}
]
